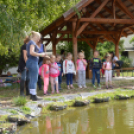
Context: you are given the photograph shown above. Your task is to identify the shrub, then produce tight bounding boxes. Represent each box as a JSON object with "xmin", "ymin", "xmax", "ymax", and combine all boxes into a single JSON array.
[
  {"xmin": 120, "ymin": 56, "xmax": 132, "ymax": 67},
  {"xmin": 13, "ymin": 97, "xmax": 27, "ymax": 106}
]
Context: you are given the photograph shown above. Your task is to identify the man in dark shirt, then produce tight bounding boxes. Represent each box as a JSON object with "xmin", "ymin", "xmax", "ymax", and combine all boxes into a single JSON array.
[
  {"xmin": 18, "ymin": 37, "xmax": 30, "ymax": 96},
  {"xmin": 89, "ymin": 51, "xmax": 102, "ymax": 89}
]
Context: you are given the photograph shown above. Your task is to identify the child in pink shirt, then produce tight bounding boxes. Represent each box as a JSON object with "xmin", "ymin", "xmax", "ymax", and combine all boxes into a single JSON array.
[
  {"xmin": 76, "ymin": 52, "xmax": 87, "ymax": 89},
  {"xmin": 49, "ymin": 55, "xmax": 59, "ymax": 94},
  {"xmin": 39, "ymin": 56, "xmax": 50, "ymax": 95},
  {"xmin": 103, "ymin": 55, "xmax": 113, "ymax": 89}
]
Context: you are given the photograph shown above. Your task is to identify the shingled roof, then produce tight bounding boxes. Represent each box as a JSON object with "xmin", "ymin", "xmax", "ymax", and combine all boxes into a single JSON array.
[{"xmin": 40, "ymin": 0, "xmax": 134, "ymax": 58}]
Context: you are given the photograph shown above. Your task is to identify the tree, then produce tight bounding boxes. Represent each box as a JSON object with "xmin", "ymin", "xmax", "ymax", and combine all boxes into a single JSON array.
[
  {"xmin": 130, "ymin": 36, "xmax": 134, "ymax": 47},
  {"xmin": 96, "ymin": 40, "xmax": 125, "ymax": 58},
  {"xmin": 57, "ymin": 41, "xmax": 91, "ymax": 60},
  {"xmin": 0, "ymin": 0, "xmax": 81, "ymax": 75}
]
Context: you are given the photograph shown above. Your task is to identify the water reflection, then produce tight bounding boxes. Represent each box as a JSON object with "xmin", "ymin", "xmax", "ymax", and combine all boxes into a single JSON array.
[
  {"xmin": 107, "ymin": 107, "xmax": 114, "ymax": 129},
  {"xmin": 19, "ymin": 100, "xmax": 134, "ymax": 134}
]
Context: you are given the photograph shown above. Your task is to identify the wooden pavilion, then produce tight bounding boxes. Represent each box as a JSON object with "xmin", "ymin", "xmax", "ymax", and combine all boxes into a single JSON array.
[{"xmin": 40, "ymin": 0, "xmax": 134, "ymax": 64}]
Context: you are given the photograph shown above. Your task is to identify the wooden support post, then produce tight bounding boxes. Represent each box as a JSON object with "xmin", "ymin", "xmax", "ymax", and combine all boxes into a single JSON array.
[
  {"xmin": 72, "ymin": 21, "xmax": 77, "ymax": 65},
  {"xmin": 115, "ymin": 30, "xmax": 122, "ymax": 59},
  {"xmin": 52, "ymin": 44, "xmax": 56, "ymax": 55},
  {"xmin": 115, "ymin": 43, "xmax": 119, "ymax": 59},
  {"xmin": 52, "ymin": 31, "xmax": 57, "ymax": 55},
  {"xmin": 72, "ymin": 21, "xmax": 78, "ymax": 81}
]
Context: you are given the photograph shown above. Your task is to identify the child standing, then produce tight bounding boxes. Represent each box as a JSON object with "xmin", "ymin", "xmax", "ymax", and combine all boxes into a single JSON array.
[
  {"xmin": 49, "ymin": 55, "xmax": 59, "ymax": 94},
  {"xmin": 76, "ymin": 52, "xmax": 87, "ymax": 89},
  {"xmin": 63, "ymin": 53, "xmax": 76, "ymax": 89},
  {"xmin": 56, "ymin": 55, "xmax": 63, "ymax": 90},
  {"xmin": 39, "ymin": 56, "xmax": 50, "ymax": 95},
  {"xmin": 102, "ymin": 55, "xmax": 113, "ymax": 89},
  {"xmin": 89, "ymin": 51, "xmax": 102, "ymax": 89}
]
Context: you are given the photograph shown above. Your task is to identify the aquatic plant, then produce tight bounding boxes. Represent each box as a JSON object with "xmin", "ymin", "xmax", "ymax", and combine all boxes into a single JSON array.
[
  {"xmin": 0, "ymin": 115, "xmax": 8, "ymax": 121},
  {"xmin": 20, "ymin": 106, "xmax": 31, "ymax": 115},
  {"xmin": 9, "ymin": 110, "xmax": 18, "ymax": 114},
  {"xmin": 43, "ymin": 98, "xmax": 52, "ymax": 101},
  {"xmin": 13, "ymin": 97, "xmax": 27, "ymax": 106}
]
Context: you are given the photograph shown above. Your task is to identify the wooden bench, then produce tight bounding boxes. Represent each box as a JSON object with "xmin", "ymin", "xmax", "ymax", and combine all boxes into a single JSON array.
[{"xmin": 113, "ymin": 67, "xmax": 134, "ymax": 77}]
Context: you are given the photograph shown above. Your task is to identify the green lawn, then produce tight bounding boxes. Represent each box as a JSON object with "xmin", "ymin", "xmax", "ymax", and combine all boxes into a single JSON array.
[
  {"xmin": 0, "ymin": 79, "xmax": 134, "ymax": 101},
  {"xmin": 113, "ymin": 70, "xmax": 134, "ymax": 77}
]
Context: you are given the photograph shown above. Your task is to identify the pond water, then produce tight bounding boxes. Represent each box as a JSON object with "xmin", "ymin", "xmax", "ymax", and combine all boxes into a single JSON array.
[{"xmin": 18, "ymin": 100, "xmax": 134, "ymax": 134}]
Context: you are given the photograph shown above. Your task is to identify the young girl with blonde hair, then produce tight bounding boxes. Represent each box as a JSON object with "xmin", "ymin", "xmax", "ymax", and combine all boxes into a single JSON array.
[
  {"xmin": 39, "ymin": 56, "xmax": 50, "ymax": 95},
  {"xmin": 102, "ymin": 55, "xmax": 113, "ymax": 89},
  {"xmin": 76, "ymin": 52, "xmax": 87, "ymax": 88},
  {"xmin": 49, "ymin": 55, "xmax": 59, "ymax": 94},
  {"xmin": 63, "ymin": 53, "xmax": 76, "ymax": 89}
]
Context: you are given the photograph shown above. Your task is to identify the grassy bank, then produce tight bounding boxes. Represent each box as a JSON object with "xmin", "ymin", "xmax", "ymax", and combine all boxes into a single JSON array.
[
  {"xmin": 0, "ymin": 79, "xmax": 133, "ymax": 101},
  {"xmin": 40, "ymin": 89, "xmax": 134, "ymax": 114}
]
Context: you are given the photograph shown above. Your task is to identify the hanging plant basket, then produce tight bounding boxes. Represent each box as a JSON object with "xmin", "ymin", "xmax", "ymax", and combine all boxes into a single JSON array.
[
  {"xmin": 93, "ymin": 97, "xmax": 110, "ymax": 103},
  {"xmin": 115, "ymin": 95, "xmax": 130, "ymax": 100},
  {"xmin": 74, "ymin": 100, "xmax": 90, "ymax": 107},
  {"xmin": 7, "ymin": 114, "xmax": 31, "ymax": 126}
]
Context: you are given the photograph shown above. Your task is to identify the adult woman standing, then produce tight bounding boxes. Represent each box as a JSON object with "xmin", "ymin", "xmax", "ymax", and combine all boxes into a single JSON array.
[
  {"xmin": 18, "ymin": 36, "xmax": 30, "ymax": 96},
  {"xmin": 37, "ymin": 38, "xmax": 46, "ymax": 90},
  {"xmin": 26, "ymin": 31, "xmax": 45, "ymax": 101},
  {"xmin": 111, "ymin": 52, "xmax": 119, "ymax": 69}
]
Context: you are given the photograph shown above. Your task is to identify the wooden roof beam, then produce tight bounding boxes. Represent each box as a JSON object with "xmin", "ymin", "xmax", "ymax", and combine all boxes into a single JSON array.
[
  {"xmin": 44, "ymin": 40, "xmax": 51, "ymax": 46},
  {"xmin": 76, "ymin": 18, "xmax": 134, "ymax": 25},
  {"xmin": 97, "ymin": 24, "xmax": 116, "ymax": 43},
  {"xmin": 76, "ymin": 0, "xmax": 110, "ymax": 37},
  {"xmin": 63, "ymin": 0, "xmax": 94, "ymax": 20},
  {"xmin": 88, "ymin": 4, "xmax": 128, "ymax": 37},
  {"xmin": 55, "ymin": 33, "xmax": 66, "ymax": 44},
  {"xmin": 128, "ymin": 27, "xmax": 134, "ymax": 33},
  {"xmin": 95, "ymin": 0, "xmax": 114, "ymax": 18},
  {"xmin": 128, "ymin": 0, "xmax": 134, "ymax": 5},
  {"xmin": 116, "ymin": 0, "xmax": 134, "ymax": 19},
  {"xmin": 98, "ymin": 38, "xmax": 104, "ymax": 43},
  {"xmin": 85, "ymin": 40, "xmax": 94, "ymax": 49},
  {"xmin": 91, "ymin": 0, "xmax": 110, "ymax": 18},
  {"xmin": 88, "ymin": 24, "xmax": 116, "ymax": 43},
  {"xmin": 43, "ymin": 38, "xmax": 97, "ymax": 41}
]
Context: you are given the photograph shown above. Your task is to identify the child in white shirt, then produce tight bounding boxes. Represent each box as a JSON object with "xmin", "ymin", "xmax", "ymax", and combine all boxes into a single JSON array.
[{"xmin": 63, "ymin": 53, "xmax": 76, "ymax": 89}]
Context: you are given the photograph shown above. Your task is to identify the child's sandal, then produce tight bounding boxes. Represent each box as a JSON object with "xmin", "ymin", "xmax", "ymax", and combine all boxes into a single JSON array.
[
  {"xmin": 67, "ymin": 86, "xmax": 70, "ymax": 90},
  {"xmin": 56, "ymin": 90, "xmax": 59, "ymax": 94}
]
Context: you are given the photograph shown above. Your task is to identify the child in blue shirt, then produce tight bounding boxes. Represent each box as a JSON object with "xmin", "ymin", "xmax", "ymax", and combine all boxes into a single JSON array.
[
  {"xmin": 56, "ymin": 55, "xmax": 63, "ymax": 90},
  {"xmin": 89, "ymin": 51, "xmax": 102, "ymax": 89}
]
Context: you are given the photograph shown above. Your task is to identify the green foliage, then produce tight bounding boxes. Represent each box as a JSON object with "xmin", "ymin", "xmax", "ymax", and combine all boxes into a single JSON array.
[
  {"xmin": 0, "ymin": 0, "xmax": 81, "ymax": 72},
  {"xmin": 73, "ymin": 7, "xmax": 81, "ymax": 19},
  {"xmin": 9, "ymin": 109, "xmax": 18, "ymax": 114},
  {"xmin": 13, "ymin": 97, "xmax": 27, "ymax": 106},
  {"xmin": 21, "ymin": 106, "xmax": 31, "ymax": 114},
  {"xmin": 0, "ymin": 52, "xmax": 19, "ymax": 74},
  {"xmin": 0, "ymin": 115, "xmax": 8, "ymax": 121},
  {"xmin": 96, "ymin": 40, "xmax": 125, "ymax": 58},
  {"xmin": 120, "ymin": 56, "xmax": 132, "ymax": 67},
  {"xmin": 57, "ymin": 41, "xmax": 91, "ymax": 59},
  {"xmin": 130, "ymin": 36, "xmax": 134, "ymax": 47}
]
